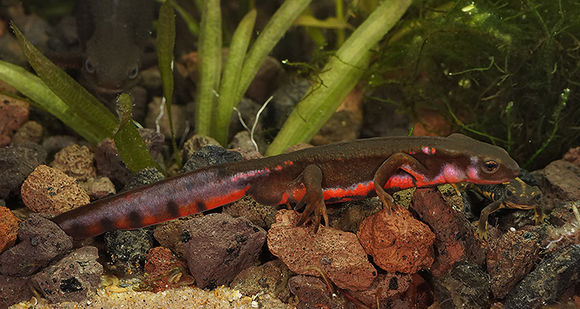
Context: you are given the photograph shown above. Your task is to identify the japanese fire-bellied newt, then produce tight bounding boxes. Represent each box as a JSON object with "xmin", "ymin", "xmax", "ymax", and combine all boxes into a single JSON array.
[
  {"xmin": 470, "ymin": 176, "xmax": 544, "ymax": 239},
  {"xmin": 53, "ymin": 134, "xmax": 520, "ymax": 240},
  {"xmin": 76, "ymin": 0, "xmax": 154, "ymax": 93}
]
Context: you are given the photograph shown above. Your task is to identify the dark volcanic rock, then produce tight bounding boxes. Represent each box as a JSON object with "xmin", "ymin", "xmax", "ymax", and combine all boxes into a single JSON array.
[
  {"xmin": 183, "ymin": 213, "xmax": 266, "ymax": 288},
  {"xmin": 0, "ymin": 274, "xmax": 33, "ymax": 307},
  {"xmin": 31, "ymin": 246, "xmax": 103, "ymax": 303},
  {"xmin": 104, "ymin": 228, "xmax": 155, "ymax": 276},
  {"xmin": 432, "ymin": 261, "xmax": 490, "ymax": 309},
  {"xmin": 487, "ymin": 228, "xmax": 541, "ymax": 299},
  {"xmin": 288, "ymin": 275, "xmax": 345, "ymax": 309},
  {"xmin": 122, "ymin": 167, "xmax": 165, "ymax": 192},
  {"xmin": 0, "ymin": 214, "xmax": 72, "ymax": 276},
  {"xmin": 0, "ymin": 143, "xmax": 46, "ymax": 199},
  {"xmin": 181, "ymin": 145, "xmax": 242, "ymax": 173},
  {"xmin": 504, "ymin": 244, "xmax": 580, "ymax": 309}
]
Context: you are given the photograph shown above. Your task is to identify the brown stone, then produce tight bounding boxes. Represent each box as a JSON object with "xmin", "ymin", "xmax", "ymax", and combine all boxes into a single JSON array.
[
  {"xmin": 0, "ymin": 94, "xmax": 29, "ymax": 147},
  {"xmin": 268, "ymin": 210, "xmax": 376, "ymax": 291},
  {"xmin": 21, "ymin": 165, "xmax": 90, "ymax": 216},
  {"xmin": 50, "ymin": 144, "xmax": 97, "ymax": 181},
  {"xmin": 0, "ymin": 206, "xmax": 19, "ymax": 253},
  {"xmin": 357, "ymin": 207, "xmax": 435, "ymax": 274}
]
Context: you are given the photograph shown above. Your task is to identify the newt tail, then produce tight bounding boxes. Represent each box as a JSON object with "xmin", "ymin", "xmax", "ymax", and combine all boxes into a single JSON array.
[{"xmin": 53, "ymin": 134, "xmax": 520, "ymax": 240}]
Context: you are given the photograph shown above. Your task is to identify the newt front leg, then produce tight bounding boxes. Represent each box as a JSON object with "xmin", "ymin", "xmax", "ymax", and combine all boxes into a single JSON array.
[
  {"xmin": 295, "ymin": 164, "xmax": 328, "ymax": 229},
  {"xmin": 373, "ymin": 153, "xmax": 429, "ymax": 213}
]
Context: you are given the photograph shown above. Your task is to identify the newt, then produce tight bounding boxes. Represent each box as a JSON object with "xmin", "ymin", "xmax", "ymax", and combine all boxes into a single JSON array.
[
  {"xmin": 53, "ymin": 134, "xmax": 520, "ymax": 240},
  {"xmin": 76, "ymin": 0, "xmax": 154, "ymax": 94},
  {"xmin": 470, "ymin": 176, "xmax": 544, "ymax": 239}
]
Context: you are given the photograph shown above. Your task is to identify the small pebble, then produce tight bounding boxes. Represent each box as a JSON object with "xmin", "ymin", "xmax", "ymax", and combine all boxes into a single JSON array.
[
  {"xmin": 0, "ymin": 206, "xmax": 19, "ymax": 253},
  {"xmin": 0, "ymin": 143, "xmax": 47, "ymax": 199},
  {"xmin": 11, "ymin": 120, "xmax": 43, "ymax": 145},
  {"xmin": 0, "ymin": 94, "xmax": 29, "ymax": 147},
  {"xmin": 50, "ymin": 144, "xmax": 97, "ymax": 181}
]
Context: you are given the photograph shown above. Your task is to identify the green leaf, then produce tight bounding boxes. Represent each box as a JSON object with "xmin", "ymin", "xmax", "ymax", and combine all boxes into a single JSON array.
[
  {"xmin": 266, "ymin": 0, "xmax": 412, "ymax": 155},
  {"xmin": 0, "ymin": 60, "xmax": 105, "ymax": 144},
  {"xmin": 236, "ymin": 0, "xmax": 312, "ymax": 102},
  {"xmin": 293, "ymin": 15, "xmax": 352, "ymax": 30},
  {"xmin": 114, "ymin": 94, "xmax": 162, "ymax": 173},
  {"xmin": 195, "ymin": 0, "xmax": 222, "ymax": 136},
  {"xmin": 11, "ymin": 23, "xmax": 118, "ymax": 142},
  {"xmin": 213, "ymin": 9, "xmax": 257, "ymax": 145},
  {"xmin": 157, "ymin": 0, "xmax": 181, "ymax": 167}
]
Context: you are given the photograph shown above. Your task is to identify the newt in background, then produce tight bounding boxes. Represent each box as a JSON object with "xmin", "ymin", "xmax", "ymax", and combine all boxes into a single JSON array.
[
  {"xmin": 467, "ymin": 175, "xmax": 545, "ymax": 239},
  {"xmin": 76, "ymin": 0, "xmax": 154, "ymax": 95},
  {"xmin": 53, "ymin": 134, "xmax": 520, "ymax": 240}
]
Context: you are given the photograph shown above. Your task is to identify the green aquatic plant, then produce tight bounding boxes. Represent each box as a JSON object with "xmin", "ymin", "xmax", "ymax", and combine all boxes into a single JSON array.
[{"xmin": 0, "ymin": 24, "xmax": 159, "ymax": 174}]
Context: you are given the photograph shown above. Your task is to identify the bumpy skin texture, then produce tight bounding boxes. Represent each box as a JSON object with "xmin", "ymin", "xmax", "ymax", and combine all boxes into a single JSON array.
[{"xmin": 53, "ymin": 134, "xmax": 520, "ymax": 239}]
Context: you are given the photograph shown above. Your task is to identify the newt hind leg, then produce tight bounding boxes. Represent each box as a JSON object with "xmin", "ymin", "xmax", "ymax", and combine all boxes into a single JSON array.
[{"xmin": 293, "ymin": 164, "xmax": 328, "ymax": 230}]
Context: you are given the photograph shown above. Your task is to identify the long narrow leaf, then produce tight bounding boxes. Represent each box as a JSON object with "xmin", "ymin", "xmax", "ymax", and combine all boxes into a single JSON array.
[
  {"xmin": 236, "ymin": 0, "xmax": 311, "ymax": 102},
  {"xmin": 157, "ymin": 0, "xmax": 181, "ymax": 166},
  {"xmin": 195, "ymin": 0, "xmax": 222, "ymax": 135},
  {"xmin": 0, "ymin": 60, "xmax": 106, "ymax": 143},
  {"xmin": 266, "ymin": 0, "xmax": 412, "ymax": 155},
  {"xmin": 213, "ymin": 9, "xmax": 256, "ymax": 145},
  {"xmin": 114, "ymin": 94, "xmax": 161, "ymax": 173},
  {"xmin": 11, "ymin": 23, "xmax": 118, "ymax": 141}
]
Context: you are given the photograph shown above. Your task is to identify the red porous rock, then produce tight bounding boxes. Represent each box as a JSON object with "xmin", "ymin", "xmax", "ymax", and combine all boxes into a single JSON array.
[
  {"xmin": 346, "ymin": 272, "xmax": 414, "ymax": 308},
  {"xmin": 0, "ymin": 94, "xmax": 29, "ymax": 147},
  {"xmin": 410, "ymin": 188, "xmax": 486, "ymax": 277},
  {"xmin": 50, "ymin": 144, "xmax": 97, "ymax": 181},
  {"xmin": 268, "ymin": 209, "xmax": 376, "ymax": 291},
  {"xmin": 20, "ymin": 165, "xmax": 90, "ymax": 217},
  {"xmin": 0, "ymin": 206, "xmax": 19, "ymax": 253},
  {"xmin": 144, "ymin": 246, "xmax": 193, "ymax": 292},
  {"xmin": 357, "ymin": 207, "xmax": 435, "ymax": 274}
]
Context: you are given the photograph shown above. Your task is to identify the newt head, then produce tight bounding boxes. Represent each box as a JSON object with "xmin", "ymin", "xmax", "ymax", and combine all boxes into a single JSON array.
[
  {"xmin": 83, "ymin": 31, "xmax": 142, "ymax": 94},
  {"xmin": 444, "ymin": 133, "xmax": 520, "ymax": 185}
]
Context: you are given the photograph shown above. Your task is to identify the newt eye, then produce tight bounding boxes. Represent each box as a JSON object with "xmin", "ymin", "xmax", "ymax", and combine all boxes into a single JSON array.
[
  {"xmin": 505, "ymin": 189, "xmax": 513, "ymax": 197},
  {"xmin": 482, "ymin": 160, "xmax": 499, "ymax": 174},
  {"xmin": 84, "ymin": 59, "xmax": 95, "ymax": 74},
  {"xmin": 128, "ymin": 65, "xmax": 139, "ymax": 79}
]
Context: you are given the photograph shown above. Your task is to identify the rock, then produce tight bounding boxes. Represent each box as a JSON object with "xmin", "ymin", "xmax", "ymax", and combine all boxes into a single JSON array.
[
  {"xmin": 41, "ymin": 135, "xmax": 77, "ymax": 156},
  {"xmin": 122, "ymin": 167, "xmax": 165, "ymax": 192},
  {"xmin": 0, "ymin": 94, "xmax": 29, "ymax": 147},
  {"xmin": 288, "ymin": 275, "xmax": 346, "ymax": 309},
  {"xmin": 0, "ymin": 214, "xmax": 73, "ymax": 276},
  {"xmin": 347, "ymin": 272, "xmax": 413, "ymax": 308},
  {"xmin": 328, "ymin": 199, "xmax": 382, "ymax": 233},
  {"xmin": 183, "ymin": 213, "xmax": 267, "ymax": 288},
  {"xmin": 80, "ymin": 176, "xmax": 116, "ymax": 200},
  {"xmin": 223, "ymin": 195, "xmax": 278, "ymax": 230},
  {"xmin": 95, "ymin": 128, "xmax": 164, "ymax": 186},
  {"xmin": 143, "ymin": 247, "xmax": 193, "ymax": 292},
  {"xmin": 182, "ymin": 145, "xmax": 242, "ymax": 173},
  {"xmin": 0, "ymin": 275, "xmax": 33, "ymax": 308},
  {"xmin": 228, "ymin": 131, "xmax": 264, "ymax": 158},
  {"xmin": 50, "ymin": 144, "xmax": 96, "ymax": 181},
  {"xmin": 412, "ymin": 109, "xmax": 454, "ymax": 137},
  {"xmin": 104, "ymin": 229, "xmax": 156, "ymax": 276},
  {"xmin": 267, "ymin": 79, "xmax": 310, "ymax": 131},
  {"xmin": 487, "ymin": 228, "xmax": 541, "ymax": 299},
  {"xmin": 542, "ymin": 160, "xmax": 580, "ymax": 201},
  {"xmin": 0, "ymin": 143, "xmax": 46, "ymax": 199},
  {"xmin": 432, "ymin": 261, "xmax": 490, "ymax": 309},
  {"xmin": 153, "ymin": 219, "xmax": 190, "ymax": 258},
  {"xmin": 11, "ymin": 120, "xmax": 43, "ymax": 145},
  {"xmin": 245, "ymin": 56, "xmax": 286, "ymax": 104},
  {"xmin": 144, "ymin": 97, "xmax": 187, "ymax": 140},
  {"xmin": 181, "ymin": 135, "xmax": 221, "ymax": 163},
  {"xmin": 0, "ymin": 206, "xmax": 19, "ymax": 253},
  {"xmin": 268, "ymin": 210, "xmax": 376, "ymax": 291},
  {"xmin": 357, "ymin": 207, "xmax": 435, "ymax": 274},
  {"xmin": 31, "ymin": 246, "xmax": 103, "ymax": 303},
  {"xmin": 504, "ymin": 245, "xmax": 580, "ymax": 308},
  {"xmin": 410, "ymin": 188, "xmax": 486, "ymax": 276},
  {"xmin": 563, "ymin": 146, "xmax": 580, "ymax": 167},
  {"xmin": 20, "ymin": 165, "xmax": 90, "ymax": 217},
  {"xmin": 231, "ymin": 259, "xmax": 293, "ymax": 302}
]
